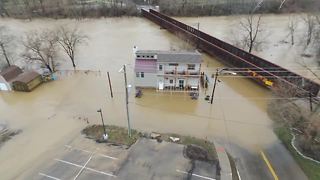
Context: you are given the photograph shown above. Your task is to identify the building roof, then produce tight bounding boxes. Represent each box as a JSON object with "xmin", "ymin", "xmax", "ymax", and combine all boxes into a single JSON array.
[
  {"xmin": 136, "ymin": 50, "xmax": 202, "ymax": 63},
  {"xmin": 13, "ymin": 71, "xmax": 40, "ymax": 84},
  {"xmin": 0, "ymin": 65, "xmax": 23, "ymax": 82}
]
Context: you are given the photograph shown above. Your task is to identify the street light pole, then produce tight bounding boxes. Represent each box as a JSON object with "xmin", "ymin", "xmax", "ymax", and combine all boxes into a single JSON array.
[
  {"xmin": 123, "ymin": 65, "xmax": 132, "ymax": 137},
  {"xmin": 210, "ymin": 68, "xmax": 237, "ymax": 104},
  {"xmin": 210, "ymin": 69, "xmax": 219, "ymax": 104},
  {"xmin": 97, "ymin": 109, "xmax": 107, "ymax": 137}
]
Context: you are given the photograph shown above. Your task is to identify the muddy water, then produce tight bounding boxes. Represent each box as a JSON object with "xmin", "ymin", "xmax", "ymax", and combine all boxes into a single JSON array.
[
  {"xmin": 0, "ymin": 17, "xmax": 282, "ymax": 179},
  {"xmin": 177, "ymin": 14, "xmax": 320, "ymax": 82}
]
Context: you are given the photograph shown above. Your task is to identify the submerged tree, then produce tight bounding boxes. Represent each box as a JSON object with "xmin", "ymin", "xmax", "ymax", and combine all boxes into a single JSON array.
[
  {"xmin": 56, "ymin": 26, "xmax": 87, "ymax": 69},
  {"xmin": 0, "ymin": 26, "xmax": 14, "ymax": 66},
  {"xmin": 22, "ymin": 30, "xmax": 59, "ymax": 73},
  {"xmin": 287, "ymin": 16, "xmax": 297, "ymax": 45},
  {"xmin": 238, "ymin": 13, "xmax": 264, "ymax": 53},
  {"xmin": 301, "ymin": 14, "xmax": 316, "ymax": 46}
]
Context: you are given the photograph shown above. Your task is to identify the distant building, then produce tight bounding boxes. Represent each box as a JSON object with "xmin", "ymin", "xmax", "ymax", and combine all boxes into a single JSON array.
[
  {"xmin": 134, "ymin": 50, "xmax": 202, "ymax": 91},
  {"xmin": 12, "ymin": 71, "xmax": 42, "ymax": 92},
  {"xmin": 0, "ymin": 65, "xmax": 23, "ymax": 91}
]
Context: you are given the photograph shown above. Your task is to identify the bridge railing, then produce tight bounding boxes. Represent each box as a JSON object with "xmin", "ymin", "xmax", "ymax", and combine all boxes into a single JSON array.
[{"xmin": 142, "ymin": 9, "xmax": 320, "ymax": 96}]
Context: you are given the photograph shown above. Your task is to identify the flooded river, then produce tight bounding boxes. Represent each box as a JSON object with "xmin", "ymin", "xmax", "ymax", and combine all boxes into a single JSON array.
[{"xmin": 0, "ymin": 15, "xmax": 307, "ymax": 179}]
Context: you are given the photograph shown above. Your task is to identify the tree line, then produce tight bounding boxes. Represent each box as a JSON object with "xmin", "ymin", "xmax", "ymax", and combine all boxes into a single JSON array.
[
  {"xmin": 0, "ymin": 25, "xmax": 87, "ymax": 73},
  {"xmin": 0, "ymin": 0, "xmax": 139, "ymax": 19},
  {"xmin": 157, "ymin": 0, "xmax": 319, "ymax": 17}
]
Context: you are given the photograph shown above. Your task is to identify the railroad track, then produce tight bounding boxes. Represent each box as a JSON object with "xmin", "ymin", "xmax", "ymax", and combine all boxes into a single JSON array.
[{"xmin": 141, "ymin": 9, "xmax": 320, "ymax": 98}]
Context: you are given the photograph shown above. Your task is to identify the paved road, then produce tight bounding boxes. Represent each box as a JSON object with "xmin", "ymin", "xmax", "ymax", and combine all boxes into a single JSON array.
[{"xmin": 226, "ymin": 138, "xmax": 308, "ymax": 180}]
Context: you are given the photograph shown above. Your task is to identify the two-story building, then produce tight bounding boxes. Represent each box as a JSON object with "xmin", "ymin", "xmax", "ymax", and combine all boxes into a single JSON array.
[{"xmin": 134, "ymin": 50, "xmax": 202, "ymax": 91}]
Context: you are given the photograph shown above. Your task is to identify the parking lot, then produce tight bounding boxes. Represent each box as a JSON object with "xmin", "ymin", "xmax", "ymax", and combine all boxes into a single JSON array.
[{"xmin": 34, "ymin": 138, "xmax": 217, "ymax": 180}]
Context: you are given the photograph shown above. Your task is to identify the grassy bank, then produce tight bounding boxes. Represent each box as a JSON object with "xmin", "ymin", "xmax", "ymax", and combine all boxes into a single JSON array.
[
  {"xmin": 82, "ymin": 125, "xmax": 217, "ymax": 160},
  {"xmin": 274, "ymin": 127, "xmax": 320, "ymax": 180},
  {"xmin": 160, "ymin": 133, "xmax": 217, "ymax": 161},
  {"xmin": 82, "ymin": 125, "xmax": 141, "ymax": 146}
]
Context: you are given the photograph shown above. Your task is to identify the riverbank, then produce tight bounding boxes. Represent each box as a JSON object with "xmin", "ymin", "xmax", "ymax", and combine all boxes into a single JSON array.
[
  {"xmin": 274, "ymin": 127, "xmax": 320, "ymax": 180},
  {"xmin": 1, "ymin": 0, "xmax": 319, "ymax": 19}
]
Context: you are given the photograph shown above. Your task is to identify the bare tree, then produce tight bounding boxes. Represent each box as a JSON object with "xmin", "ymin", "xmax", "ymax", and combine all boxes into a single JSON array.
[
  {"xmin": 22, "ymin": 0, "xmax": 33, "ymax": 19},
  {"xmin": 239, "ymin": 13, "xmax": 263, "ymax": 53},
  {"xmin": 287, "ymin": 16, "xmax": 297, "ymax": 45},
  {"xmin": 0, "ymin": 0, "xmax": 9, "ymax": 17},
  {"xmin": 57, "ymin": 26, "xmax": 87, "ymax": 69},
  {"xmin": 302, "ymin": 14, "xmax": 316, "ymax": 46},
  {"xmin": 0, "ymin": 26, "xmax": 14, "ymax": 66},
  {"xmin": 22, "ymin": 30, "xmax": 59, "ymax": 73},
  {"xmin": 39, "ymin": 0, "xmax": 46, "ymax": 14},
  {"xmin": 269, "ymin": 79, "xmax": 320, "ymax": 159}
]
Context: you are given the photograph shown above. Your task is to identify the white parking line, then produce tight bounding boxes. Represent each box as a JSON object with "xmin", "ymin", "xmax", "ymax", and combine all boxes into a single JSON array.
[
  {"xmin": 64, "ymin": 145, "xmax": 118, "ymax": 160},
  {"xmin": 55, "ymin": 158, "xmax": 117, "ymax": 178},
  {"xmin": 73, "ymin": 154, "xmax": 93, "ymax": 180},
  {"xmin": 176, "ymin": 169, "xmax": 216, "ymax": 180},
  {"xmin": 39, "ymin": 173, "xmax": 61, "ymax": 180},
  {"xmin": 98, "ymin": 153, "xmax": 118, "ymax": 160}
]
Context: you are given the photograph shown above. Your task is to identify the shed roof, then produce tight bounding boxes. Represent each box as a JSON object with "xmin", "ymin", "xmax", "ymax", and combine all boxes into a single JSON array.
[
  {"xmin": 13, "ymin": 71, "xmax": 40, "ymax": 84},
  {"xmin": 0, "ymin": 65, "xmax": 23, "ymax": 82},
  {"xmin": 136, "ymin": 50, "xmax": 202, "ymax": 63}
]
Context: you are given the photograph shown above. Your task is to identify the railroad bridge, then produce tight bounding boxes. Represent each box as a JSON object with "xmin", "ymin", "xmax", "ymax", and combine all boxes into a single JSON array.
[{"xmin": 141, "ymin": 9, "xmax": 320, "ymax": 97}]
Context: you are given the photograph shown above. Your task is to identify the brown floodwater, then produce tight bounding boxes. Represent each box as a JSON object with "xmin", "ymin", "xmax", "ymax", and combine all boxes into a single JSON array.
[{"xmin": 0, "ymin": 16, "xmax": 291, "ymax": 179}]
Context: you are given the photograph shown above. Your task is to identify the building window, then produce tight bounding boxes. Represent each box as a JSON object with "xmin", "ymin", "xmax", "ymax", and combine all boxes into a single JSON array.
[
  {"xmin": 151, "ymin": 56, "xmax": 154, "ymax": 58},
  {"xmin": 169, "ymin": 79, "xmax": 173, "ymax": 84},
  {"xmin": 141, "ymin": 72, "xmax": 144, "ymax": 78},
  {"xmin": 159, "ymin": 65, "xmax": 163, "ymax": 71},
  {"xmin": 136, "ymin": 72, "xmax": 140, "ymax": 78},
  {"xmin": 169, "ymin": 63, "xmax": 178, "ymax": 66},
  {"xmin": 188, "ymin": 64, "xmax": 195, "ymax": 70},
  {"xmin": 137, "ymin": 55, "xmax": 140, "ymax": 58}
]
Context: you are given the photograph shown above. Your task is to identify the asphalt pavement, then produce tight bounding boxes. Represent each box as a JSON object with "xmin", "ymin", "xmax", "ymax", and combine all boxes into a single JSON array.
[
  {"xmin": 227, "ymin": 138, "xmax": 308, "ymax": 180},
  {"xmin": 32, "ymin": 138, "xmax": 218, "ymax": 180}
]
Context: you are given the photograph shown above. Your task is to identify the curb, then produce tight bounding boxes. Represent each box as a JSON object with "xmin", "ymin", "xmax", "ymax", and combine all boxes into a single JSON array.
[{"xmin": 214, "ymin": 142, "xmax": 232, "ymax": 180}]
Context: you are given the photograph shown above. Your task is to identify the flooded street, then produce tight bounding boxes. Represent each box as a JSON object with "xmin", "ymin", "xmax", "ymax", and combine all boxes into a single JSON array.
[{"xmin": 0, "ymin": 15, "xmax": 306, "ymax": 179}]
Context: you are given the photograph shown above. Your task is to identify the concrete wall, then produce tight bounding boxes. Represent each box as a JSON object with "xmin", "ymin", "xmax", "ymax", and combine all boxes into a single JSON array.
[{"xmin": 135, "ymin": 72, "xmax": 157, "ymax": 88}]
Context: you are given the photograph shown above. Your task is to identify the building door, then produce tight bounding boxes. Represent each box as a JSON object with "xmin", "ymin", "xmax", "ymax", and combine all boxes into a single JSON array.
[
  {"xmin": 158, "ymin": 80, "xmax": 164, "ymax": 90},
  {"xmin": 179, "ymin": 80, "xmax": 184, "ymax": 89}
]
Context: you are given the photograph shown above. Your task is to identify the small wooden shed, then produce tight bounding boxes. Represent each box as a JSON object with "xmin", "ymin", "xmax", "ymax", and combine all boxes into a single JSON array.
[{"xmin": 12, "ymin": 71, "xmax": 42, "ymax": 92}]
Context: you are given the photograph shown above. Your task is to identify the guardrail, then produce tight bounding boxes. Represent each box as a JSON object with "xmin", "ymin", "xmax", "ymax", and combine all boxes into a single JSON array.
[{"xmin": 141, "ymin": 9, "xmax": 320, "ymax": 97}]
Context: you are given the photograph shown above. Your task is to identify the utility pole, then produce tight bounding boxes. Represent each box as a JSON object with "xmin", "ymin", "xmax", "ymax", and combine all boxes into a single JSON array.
[
  {"xmin": 97, "ymin": 109, "xmax": 107, "ymax": 138},
  {"xmin": 107, "ymin": 72, "xmax": 113, "ymax": 98},
  {"xmin": 210, "ymin": 70, "xmax": 219, "ymax": 104},
  {"xmin": 123, "ymin": 65, "xmax": 132, "ymax": 137}
]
